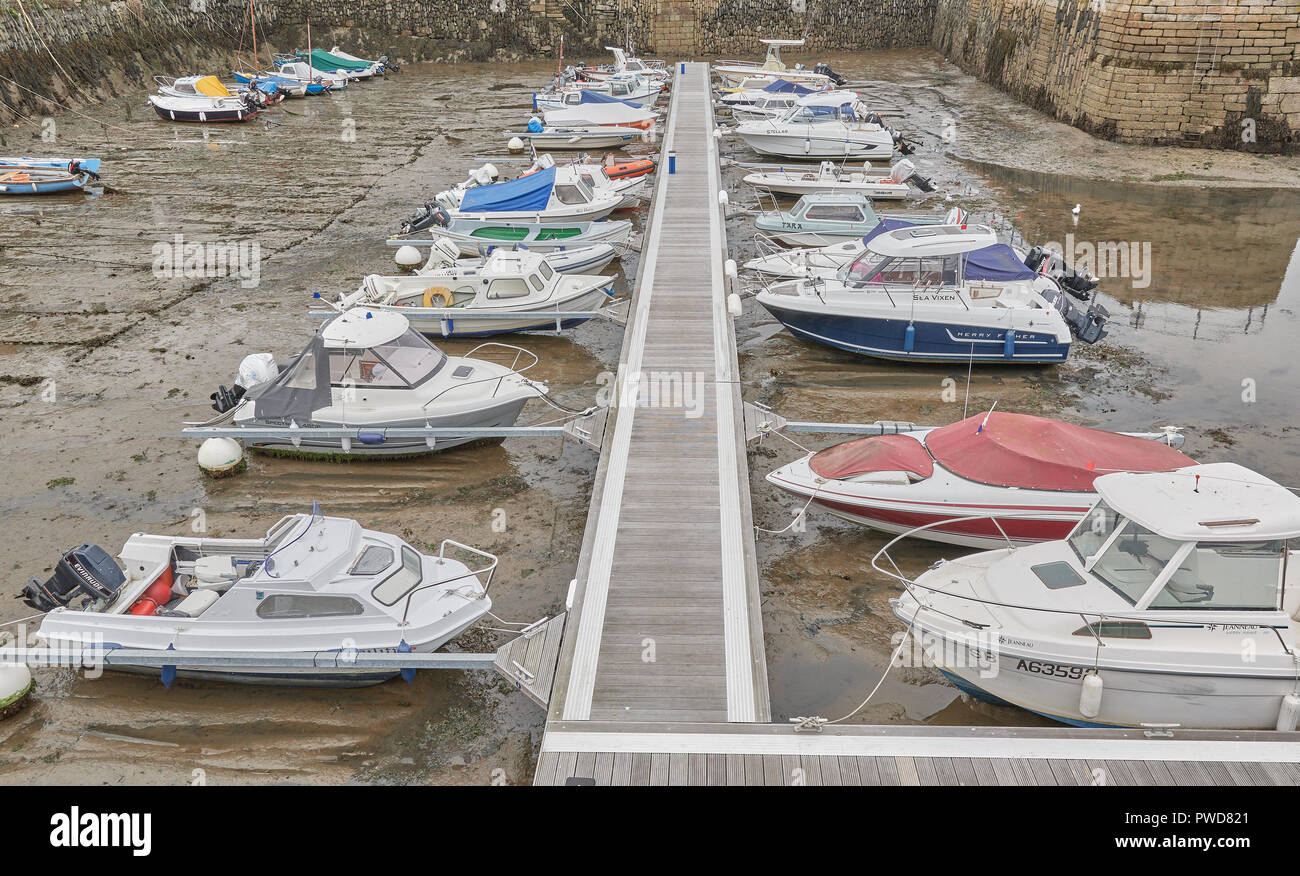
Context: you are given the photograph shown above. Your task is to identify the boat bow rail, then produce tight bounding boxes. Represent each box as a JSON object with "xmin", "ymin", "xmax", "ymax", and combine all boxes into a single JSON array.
[{"xmin": 398, "ymin": 539, "xmax": 498, "ymax": 625}]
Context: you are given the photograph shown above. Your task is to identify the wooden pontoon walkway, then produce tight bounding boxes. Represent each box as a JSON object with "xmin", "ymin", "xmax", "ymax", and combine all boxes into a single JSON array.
[
  {"xmin": 528, "ymin": 63, "xmax": 1300, "ymax": 787},
  {"xmin": 544, "ymin": 62, "xmax": 769, "ymax": 727}
]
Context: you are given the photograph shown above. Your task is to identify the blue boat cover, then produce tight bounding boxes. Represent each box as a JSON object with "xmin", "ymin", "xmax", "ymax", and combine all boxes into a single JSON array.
[
  {"xmin": 762, "ymin": 79, "xmax": 817, "ymax": 96},
  {"xmin": 964, "ymin": 244, "xmax": 1038, "ymax": 281},
  {"xmin": 577, "ymin": 90, "xmax": 639, "ymax": 107},
  {"xmin": 459, "ymin": 166, "xmax": 556, "ymax": 213},
  {"xmin": 861, "ymin": 218, "xmax": 918, "ymax": 245}
]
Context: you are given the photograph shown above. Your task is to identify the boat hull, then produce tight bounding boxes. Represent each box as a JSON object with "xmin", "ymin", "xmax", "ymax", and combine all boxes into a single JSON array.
[
  {"xmin": 758, "ymin": 298, "xmax": 1072, "ymax": 364},
  {"xmin": 389, "ymin": 281, "xmax": 615, "ymax": 338},
  {"xmin": 149, "ymin": 99, "xmax": 262, "ymax": 123},
  {"xmin": 744, "ymin": 173, "xmax": 910, "ymax": 199},
  {"xmin": 737, "ymin": 131, "xmax": 895, "ymax": 161}
]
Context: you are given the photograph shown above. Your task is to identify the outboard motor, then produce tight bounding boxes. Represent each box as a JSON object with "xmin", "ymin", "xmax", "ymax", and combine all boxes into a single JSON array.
[
  {"xmin": 401, "ymin": 203, "xmax": 450, "ymax": 234},
  {"xmin": 68, "ymin": 159, "xmax": 100, "ymax": 181},
  {"xmin": 379, "ymin": 55, "xmax": 399, "ymax": 73},
  {"xmin": 1025, "ymin": 246, "xmax": 1098, "ymax": 301},
  {"xmin": 813, "ymin": 62, "xmax": 846, "ymax": 86},
  {"xmin": 889, "ymin": 158, "xmax": 935, "ymax": 193},
  {"xmin": 1041, "ymin": 285, "xmax": 1110, "ymax": 344},
  {"xmin": 210, "ymin": 383, "xmax": 245, "ymax": 413},
  {"xmin": 22, "ymin": 543, "xmax": 127, "ymax": 612}
]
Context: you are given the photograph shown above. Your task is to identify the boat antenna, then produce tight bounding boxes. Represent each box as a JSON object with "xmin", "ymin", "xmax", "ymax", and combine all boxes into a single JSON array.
[
  {"xmin": 961, "ymin": 342, "xmax": 974, "ymax": 418},
  {"xmin": 976, "ymin": 396, "xmax": 999, "ymax": 433}
]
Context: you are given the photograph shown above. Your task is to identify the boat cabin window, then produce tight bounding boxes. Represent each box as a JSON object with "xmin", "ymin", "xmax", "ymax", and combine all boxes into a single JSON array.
[
  {"xmin": 1147, "ymin": 540, "xmax": 1285, "ymax": 611},
  {"xmin": 844, "ymin": 255, "xmax": 959, "ymax": 287},
  {"xmin": 1072, "ymin": 621, "xmax": 1152, "ymax": 640},
  {"xmin": 552, "ymin": 184, "xmax": 591, "ymax": 206},
  {"xmin": 372, "ymin": 545, "xmax": 424, "ymax": 606},
  {"xmin": 350, "ymin": 544, "xmax": 395, "ymax": 576},
  {"xmin": 1068, "ymin": 501, "xmax": 1123, "ymax": 564},
  {"xmin": 284, "ymin": 351, "xmax": 317, "ymax": 389},
  {"xmin": 527, "ymin": 273, "xmax": 545, "ymax": 292},
  {"xmin": 785, "ymin": 104, "xmax": 841, "ymax": 124},
  {"xmin": 256, "ymin": 594, "xmax": 365, "ymax": 619},
  {"xmin": 330, "ymin": 350, "xmax": 407, "ymax": 388},
  {"xmin": 374, "ymin": 330, "xmax": 446, "ymax": 386},
  {"xmin": 538, "ymin": 260, "xmax": 555, "ymax": 281},
  {"xmin": 1088, "ymin": 519, "xmax": 1186, "ymax": 606},
  {"xmin": 803, "ymin": 203, "xmax": 865, "ymax": 222},
  {"xmin": 488, "ymin": 278, "xmax": 531, "ymax": 299}
]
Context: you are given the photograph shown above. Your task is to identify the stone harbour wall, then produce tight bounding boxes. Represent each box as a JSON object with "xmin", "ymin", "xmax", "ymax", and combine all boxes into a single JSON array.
[
  {"xmin": 1, "ymin": 0, "xmax": 1297, "ymax": 151},
  {"xmin": 933, "ymin": 0, "xmax": 1300, "ymax": 151}
]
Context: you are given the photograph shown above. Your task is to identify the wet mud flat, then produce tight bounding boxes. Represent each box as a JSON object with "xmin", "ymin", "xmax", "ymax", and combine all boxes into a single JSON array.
[
  {"xmin": 0, "ymin": 47, "xmax": 1298, "ymax": 783},
  {"xmin": 0, "ymin": 60, "xmax": 632, "ymax": 784}
]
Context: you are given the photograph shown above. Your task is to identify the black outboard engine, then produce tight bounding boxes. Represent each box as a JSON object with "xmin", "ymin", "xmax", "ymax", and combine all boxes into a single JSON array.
[
  {"xmin": 1024, "ymin": 246, "xmax": 1098, "ymax": 301},
  {"xmin": 813, "ymin": 62, "xmax": 846, "ymax": 86},
  {"xmin": 1041, "ymin": 285, "xmax": 1110, "ymax": 344},
  {"xmin": 402, "ymin": 203, "xmax": 450, "ymax": 234},
  {"xmin": 379, "ymin": 55, "xmax": 399, "ymax": 74},
  {"xmin": 22, "ymin": 544, "xmax": 127, "ymax": 612},
  {"xmin": 210, "ymin": 383, "xmax": 246, "ymax": 413}
]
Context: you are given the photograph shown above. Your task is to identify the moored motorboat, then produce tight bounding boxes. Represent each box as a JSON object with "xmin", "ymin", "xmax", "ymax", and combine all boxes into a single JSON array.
[
  {"xmin": 506, "ymin": 126, "xmax": 641, "ymax": 150},
  {"xmin": 272, "ymin": 60, "xmax": 347, "ymax": 91},
  {"xmin": 734, "ymin": 92, "xmax": 904, "ymax": 160},
  {"xmin": 24, "ymin": 511, "xmax": 496, "ymax": 686},
  {"xmin": 712, "ymin": 39, "xmax": 842, "ymax": 89},
  {"xmin": 720, "ymin": 78, "xmax": 823, "ymax": 121},
  {"xmin": 415, "ymin": 165, "xmax": 623, "ymax": 225},
  {"xmin": 768, "ymin": 411, "xmax": 1193, "ymax": 549},
  {"xmin": 198, "ymin": 307, "xmax": 548, "ymax": 457},
  {"xmin": 396, "ymin": 216, "xmax": 634, "ymax": 253},
  {"xmin": 885, "ymin": 462, "xmax": 1300, "ymax": 729},
  {"xmin": 328, "ymin": 242, "xmax": 617, "ymax": 337},
  {"xmin": 749, "ymin": 194, "xmax": 952, "ymax": 250},
  {"xmin": 744, "ymin": 159, "xmax": 934, "ymax": 200},
  {"xmin": 575, "ymin": 47, "xmax": 670, "ymax": 84},
  {"xmin": 755, "ymin": 224, "xmax": 1109, "ymax": 363},
  {"xmin": 148, "ymin": 75, "xmax": 266, "ymax": 122},
  {"xmin": 535, "ymin": 71, "xmax": 663, "ymax": 110}
]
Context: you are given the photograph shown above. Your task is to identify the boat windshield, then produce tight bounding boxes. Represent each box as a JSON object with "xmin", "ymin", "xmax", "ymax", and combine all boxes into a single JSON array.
[
  {"xmin": 1067, "ymin": 501, "xmax": 1124, "ymax": 565},
  {"xmin": 372, "ymin": 544, "xmax": 424, "ymax": 606},
  {"xmin": 329, "ymin": 329, "xmax": 446, "ymax": 388},
  {"xmin": 553, "ymin": 182, "xmax": 592, "ymax": 205},
  {"xmin": 1088, "ymin": 519, "xmax": 1187, "ymax": 605},
  {"xmin": 1146, "ymin": 540, "xmax": 1285, "ymax": 611},
  {"xmin": 373, "ymin": 329, "xmax": 446, "ymax": 385},
  {"xmin": 842, "ymin": 254, "xmax": 959, "ymax": 287},
  {"xmin": 782, "ymin": 104, "xmax": 845, "ymax": 124}
]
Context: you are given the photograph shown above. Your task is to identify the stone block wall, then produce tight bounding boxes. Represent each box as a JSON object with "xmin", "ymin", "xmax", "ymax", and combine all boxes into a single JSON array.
[{"xmin": 933, "ymin": 0, "xmax": 1300, "ymax": 151}]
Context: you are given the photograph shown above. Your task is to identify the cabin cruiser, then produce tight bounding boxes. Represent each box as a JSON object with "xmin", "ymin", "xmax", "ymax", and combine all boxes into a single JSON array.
[
  {"xmin": 272, "ymin": 61, "xmax": 348, "ymax": 90},
  {"xmin": 433, "ymin": 155, "xmax": 645, "ymax": 215},
  {"xmin": 768, "ymin": 411, "xmax": 1193, "ymax": 549},
  {"xmin": 886, "ymin": 462, "xmax": 1300, "ymax": 729},
  {"xmin": 743, "ymin": 159, "xmax": 934, "ymax": 199},
  {"xmin": 427, "ymin": 165, "xmax": 623, "ymax": 224},
  {"xmin": 712, "ymin": 39, "xmax": 843, "ymax": 90},
  {"xmin": 755, "ymin": 225, "xmax": 1109, "ymax": 363},
  {"xmin": 536, "ymin": 71, "xmax": 663, "ymax": 110},
  {"xmin": 25, "ymin": 511, "xmax": 496, "ymax": 686},
  {"xmin": 148, "ymin": 75, "xmax": 268, "ymax": 122},
  {"xmin": 734, "ymin": 92, "xmax": 905, "ymax": 160},
  {"xmin": 720, "ymin": 78, "xmax": 822, "ymax": 113},
  {"xmin": 200, "ymin": 307, "xmax": 547, "ymax": 457},
  {"xmin": 750, "ymin": 195, "xmax": 952, "ymax": 250},
  {"xmin": 329, "ymin": 240, "xmax": 617, "ymax": 337}
]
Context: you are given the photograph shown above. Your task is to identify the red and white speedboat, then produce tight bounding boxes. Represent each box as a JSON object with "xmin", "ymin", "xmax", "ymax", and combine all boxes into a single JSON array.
[{"xmin": 767, "ymin": 412, "xmax": 1195, "ymax": 548}]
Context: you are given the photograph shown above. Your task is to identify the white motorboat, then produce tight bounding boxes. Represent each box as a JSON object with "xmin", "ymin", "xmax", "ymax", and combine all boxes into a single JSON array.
[
  {"xmin": 734, "ymin": 92, "xmax": 903, "ymax": 160},
  {"xmin": 744, "ymin": 159, "xmax": 934, "ymax": 200},
  {"xmin": 576, "ymin": 47, "xmax": 671, "ymax": 84},
  {"xmin": 885, "ymin": 462, "xmax": 1300, "ymax": 730},
  {"xmin": 273, "ymin": 60, "xmax": 349, "ymax": 91},
  {"xmin": 328, "ymin": 241, "xmax": 617, "ymax": 337},
  {"xmin": 148, "ymin": 75, "xmax": 267, "ymax": 122},
  {"xmin": 25, "ymin": 512, "xmax": 496, "ymax": 686},
  {"xmin": 767, "ymin": 411, "xmax": 1193, "ymax": 549},
  {"xmin": 328, "ymin": 46, "xmax": 390, "ymax": 76},
  {"xmin": 200, "ymin": 307, "xmax": 548, "ymax": 457},
  {"xmin": 536, "ymin": 71, "xmax": 664, "ymax": 110},
  {"xmin": 748, "ymin": 195, "xmax": 956, "ymax": 251},
  {"xmin": 541, "ymin": 101, "xmax": 657, "ymax": 131},
  {"xmin": 440, "ymin": 165, "xmax": 623, "ymax": 224},
  {"xmin": 505, "ymin": 126, "xmax": 641, "ymax": 150},
  {"xmin": 755, "ymin": 224, "xmax": 1109, "ymax": 363},
  {"xmin": 434, "ymin": 154, "xmax": 645, "ymax": 214},
  {"xmin": 397, "ymin": 216, "xmax": 635, "ymax": 254},
  {"xmin": 712, "ymin": 39, "xmax": 842, "ymax": 89}
]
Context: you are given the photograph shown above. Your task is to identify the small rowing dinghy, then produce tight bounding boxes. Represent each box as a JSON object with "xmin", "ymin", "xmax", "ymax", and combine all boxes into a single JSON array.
[
  {"xmin": 0, "ymin": 157, "xmax": 101, "ymax": 195},
  {"xmin": 768, "ymin": 411, "xmax": 1193, "ymax": 549},
  {"xmin": 198, "ymin": 307, "xmax": 548, "ymax": 457},
  {"xmin": 24, "ymin": 509, "xmax": 496, "ymax": 687},
  {"xmin": 326, "ymin": 241, "xmax": 617, "ymax": 337}
]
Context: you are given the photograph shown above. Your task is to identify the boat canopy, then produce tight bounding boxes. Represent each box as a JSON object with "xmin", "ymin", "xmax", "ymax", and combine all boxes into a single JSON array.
[
  {"xmin": 861, "ymin": 218, "xmax": 920, "ymax": 245},
  {"xmin": 573, "ymin": 90, "xmax": 639, "ymax": 107},
  {"xmin": 860, "ymin": 224, "xmax": 1040, "ymax": 281},
  {"xmin": 306, "ymin": 48, "xmax": 371, "ymax": 71},
  {"xmin": 925, "ymin": 412, "xmax": 1195, "ymax": 492},
  {"xmin": 245, "ymin": 332, "xmax": 332, "ymax": 423},
  {"xmin": 809, "ymin": 434, "xmax": 934, "ymax": 481},
  {"xmin": 195, "ymin": 76, "xmax": 232, "ymax": 97},
  {"xmin": 459, "ymin": 166, "xmax": 556, "ymax": 213},
  {"xmin": 1094, "ymin": 462, "xmax": 1300, "ymax": 541},
  {"xmin": 867, "ymin": 224, "xmax": 998, "ymax": 259},
  {"xmin": 762, "ymin": 79, "xmax": 818, "ymax": 95}
]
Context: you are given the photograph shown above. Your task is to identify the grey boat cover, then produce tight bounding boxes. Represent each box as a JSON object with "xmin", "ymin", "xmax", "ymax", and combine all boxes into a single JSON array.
[{"xmin": 244, "ymin": 332, "xmax": 332, "ymax": 423}]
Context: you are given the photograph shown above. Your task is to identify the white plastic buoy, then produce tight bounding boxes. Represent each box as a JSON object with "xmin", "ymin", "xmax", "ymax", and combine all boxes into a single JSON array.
[
  {"xmin": 1079, "ymin": 670, "xmax": 1104, "ymax": 719},
  {"xmin": 197, "ymin": 437, "xmax": 245, "ymax": 478},
  {"xmin": 717, "ymin": 190, "xmax": 729, "ymax": 208},
  {"xmin": 727, "ymin": 293, "xmax": 743, "ymax": 318},
  {"xmin": 1277, "ymin": 692, "xmax": 1300, "ymax": 731},
  {"xmin": 507, "ymin": 136, "xmax": 525, "ymax": 152},
  {"xmin": 724, "ymin": 258, "xmax": 737, "ymax": 282},
  {"xmin": 0, "ymin": 663, "xmax": 34, "ymax": 719},
  {"xmin": 394, "ymin": 245, "xmax": 422, "ymax": 268}
]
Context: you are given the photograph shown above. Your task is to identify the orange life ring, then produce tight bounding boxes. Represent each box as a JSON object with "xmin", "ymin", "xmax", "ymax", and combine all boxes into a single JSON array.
[{"xmin": 422, "ymin": 286, "xmax": 454, "ymax": 308}]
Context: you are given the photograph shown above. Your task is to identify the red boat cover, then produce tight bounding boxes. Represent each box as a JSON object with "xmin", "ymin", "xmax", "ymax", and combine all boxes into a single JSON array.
[
  {"xmin": 924, "ymin": 411, "xmax": 1195, "ymax": 491},
  {"xmin": 809, "ymin": 434, "xmax": 935, "ymax": 480}
]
